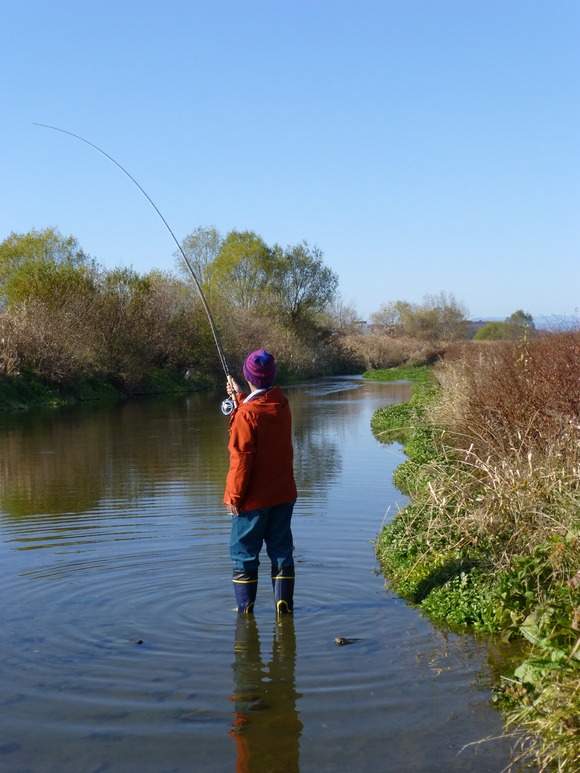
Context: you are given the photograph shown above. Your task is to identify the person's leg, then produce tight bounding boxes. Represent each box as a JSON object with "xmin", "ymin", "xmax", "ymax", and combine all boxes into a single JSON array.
[
  {"xmin": 264, "ymin": 501, "xmax": 296, "ymax": 615},
  {"xmin": 230, "ymin": 508, "xmax": 268, "ymax": 613}
]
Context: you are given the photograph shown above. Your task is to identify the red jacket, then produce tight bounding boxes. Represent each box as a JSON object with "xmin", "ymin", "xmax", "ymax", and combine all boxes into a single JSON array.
[{"xmin": 224, "ymin": 387, "xmax": 297, "ymax": 511}]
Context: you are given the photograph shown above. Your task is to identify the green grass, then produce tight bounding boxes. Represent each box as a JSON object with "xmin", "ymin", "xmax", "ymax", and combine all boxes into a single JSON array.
[
  {"xmin": 362, "ymin": 364, "xmax": 432, "ymax": 383},
  {"xmin": 0, "ymin": 368, "xmax": 197, "ymax": 412},
  {"xmin": 0, "ymin": 370, "xmax": 66, "ymax": 410}
]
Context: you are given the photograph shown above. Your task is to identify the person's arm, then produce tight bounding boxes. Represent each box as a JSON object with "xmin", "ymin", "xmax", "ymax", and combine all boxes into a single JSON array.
[{"xmin": 225, "ymin": 411, "xmax": 256, "ymax": 514}]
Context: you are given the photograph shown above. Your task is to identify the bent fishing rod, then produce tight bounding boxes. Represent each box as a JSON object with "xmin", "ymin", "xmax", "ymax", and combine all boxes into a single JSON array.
[{"xmin": 34, "ymin": 123, "xmax": 235, "ymax": 415}]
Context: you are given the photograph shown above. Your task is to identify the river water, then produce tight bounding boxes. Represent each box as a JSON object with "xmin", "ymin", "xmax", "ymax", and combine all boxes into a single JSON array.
[{"xmin": 0, "ymin": 376, "xmax": 521, "ymax": 772}]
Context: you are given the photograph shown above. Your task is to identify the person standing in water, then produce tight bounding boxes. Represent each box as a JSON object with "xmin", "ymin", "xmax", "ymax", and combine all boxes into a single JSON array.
[{"xmin": 224, "ymin": 349, "xmax": 297, "ymax": 616}]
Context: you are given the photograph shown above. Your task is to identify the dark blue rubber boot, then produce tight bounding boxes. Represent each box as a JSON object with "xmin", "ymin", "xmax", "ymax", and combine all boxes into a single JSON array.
[
  {"xmin": 233, "ymin": 570, "xmax": 258, "ymax": 614},
  {"xmin": 272, "ymin": 567, "xmax": 294, "ymax": 616}
]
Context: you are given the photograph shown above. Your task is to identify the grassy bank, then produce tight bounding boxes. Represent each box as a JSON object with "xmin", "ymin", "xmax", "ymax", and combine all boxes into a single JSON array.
[
  {"xmin": 368, "ymin": 335, "xmax": 580, "ymax": 772},
  {"xmin": 0, "ymin": 369, "xmax": 197, "ymax": 412}
]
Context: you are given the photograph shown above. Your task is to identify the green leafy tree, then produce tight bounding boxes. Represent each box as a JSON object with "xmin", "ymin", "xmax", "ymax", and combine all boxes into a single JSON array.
[
  {"xmin": 207, "ymin": 230, "xmax": 274, "ymax": 310},
  {"xmin": 269, "ymin": 241, "xmax": 339, "ymax": 329},
  {"xmin": 0, "ymin": 229, "xmax": 100, "ymax": 382},
  {"xmin": 473, "ymin": 321, "xmax": 509, "ymax": 340},
  {"xmin": 0, "ymin": 228, "xmax": 92, "ymax": 308},
  {"xmin": 3, "ymin": 257, "xmax": 97, "ymax": 310},
  {"xmin": 0, "ymin": 227, "xmax": 89, "ymax": 273}
]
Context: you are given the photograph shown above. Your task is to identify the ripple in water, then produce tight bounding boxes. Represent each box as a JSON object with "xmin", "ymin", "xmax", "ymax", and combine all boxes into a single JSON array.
[{"xmin": 0, "ymin": 381, "xmax": 525, "ymax": 772}]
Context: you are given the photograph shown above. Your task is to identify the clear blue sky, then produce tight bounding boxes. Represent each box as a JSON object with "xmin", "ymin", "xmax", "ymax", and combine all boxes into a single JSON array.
[{"xmin": 2, "ymin": 0, "xmax": 578, "ymax": 321}]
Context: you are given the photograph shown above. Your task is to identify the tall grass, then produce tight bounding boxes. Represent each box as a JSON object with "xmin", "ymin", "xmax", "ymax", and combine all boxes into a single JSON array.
[
  {"xmin": 373, "ymin": 332, "xmax": 580, "ymax": 771},
  {"xmin": 431, "ymin": 334, "xmax": 579, "ymax": 557}
]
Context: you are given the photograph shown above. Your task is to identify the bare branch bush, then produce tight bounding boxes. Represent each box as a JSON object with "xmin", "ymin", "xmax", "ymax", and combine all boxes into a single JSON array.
[
  {"xmin": 9, "ymin": 300, "xmax": 97, "ymax": 383},
  {"xmin": 342, "ymin": 333, "xmax": 443, "ymax": 370},
  {"xmin": 0, "ymin": 313, "xmax": 20, "ymax": 375}
]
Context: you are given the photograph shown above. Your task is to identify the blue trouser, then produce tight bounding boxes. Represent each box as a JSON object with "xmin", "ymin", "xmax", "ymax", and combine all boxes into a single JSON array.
[
  {"xmin": 230, "ymin": 500, "xmax": 296, "ymax": 614},
  {"xmin": 230, "ymin": 500, "xmax": 296, "ymax": 573}
]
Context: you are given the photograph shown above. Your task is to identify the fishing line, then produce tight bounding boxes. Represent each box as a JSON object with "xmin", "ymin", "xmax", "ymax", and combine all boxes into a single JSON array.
[{"xmin": 33, "ymin": 122, "xmax": 235, "ymax": 415}]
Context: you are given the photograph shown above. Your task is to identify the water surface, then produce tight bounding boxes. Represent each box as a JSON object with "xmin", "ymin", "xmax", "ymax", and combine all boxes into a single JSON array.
[{"xmin": 0, "ymin": 377, "xmax": 521, "ymax": 771}]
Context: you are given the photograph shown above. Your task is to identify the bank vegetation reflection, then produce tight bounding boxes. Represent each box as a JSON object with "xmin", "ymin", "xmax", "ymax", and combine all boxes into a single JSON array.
[{"xmin": 0, "ymin": 388, "xmax": 347, "ymax": 525}]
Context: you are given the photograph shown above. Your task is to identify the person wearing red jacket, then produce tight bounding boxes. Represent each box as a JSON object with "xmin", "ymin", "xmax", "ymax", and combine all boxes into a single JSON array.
[{"xmin": 224, "ymin": 349, "xmax": 297, "ymax": 616}]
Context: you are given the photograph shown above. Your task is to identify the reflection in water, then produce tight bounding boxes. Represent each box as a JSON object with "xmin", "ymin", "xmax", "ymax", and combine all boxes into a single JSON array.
[
  {"xmin": 0, "ymin": 383, "xmax": 355, "ymax": 523},
  {"xmin": 0, "ymin": 378, "xmax": 524, "ymax": 772},
  {"xmin": 0, "ymin": 394, "xmax": 230, "ymax": 519},
  {"xmin": 229, "ymin": 616, "xmax": 302, "ymax": 772}
]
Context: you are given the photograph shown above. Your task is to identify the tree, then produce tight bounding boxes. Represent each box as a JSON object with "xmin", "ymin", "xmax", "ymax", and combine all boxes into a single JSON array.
[
  {"xmin": 473, "ymin": 321, "xmax": 509, "ymax": 341},
  {"xmin": 370, "ymin": 300, "xmax": 414, "ymax": 334},
  {"xmin": 175, "ymin": 225, "xmax": 223, "ymax": 286},
  {"xmin": 0, "ymin": 228, "xmax": 92, "ymax": 308},
  {"xmin": 269, "ymin": 241, "xmax": 339, "ymax": 329},
  {"xmin": 422, "ymin": 291, "xmax": 470, "ymax": 341},
  {"xmin": 0, "ymin": 229, "xmax": 98, "ymax": 382},
  {"xmin": 324, "ymin": 296, "xmax": 361, "ymax": 335},
  {"xmin": 0, "ymin": 227, "xmax": 89, "ymax": 273},
  {"xmin": 370, "ymin": 292, "xmax": 469, "ymax": 342},
  {"xmin": 474, "ymin": 310, "xmax": 536, "ymax": 341},
  {"xmin": 506, "ymin": 309, "xmax": 535, "ymax": 335},
  {"xmin": 138, "ymin": 271, "xmax": 208, "ymax": 372},
  {"xmin": 206, "ymin": 230, "xmax": 274, "ymax": 310}
]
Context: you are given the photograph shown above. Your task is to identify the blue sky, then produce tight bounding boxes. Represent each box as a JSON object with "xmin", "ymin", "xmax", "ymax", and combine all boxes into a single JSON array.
[{"xmin": 2, "ymin": 0, "xmax": 578, "ymax": 321}]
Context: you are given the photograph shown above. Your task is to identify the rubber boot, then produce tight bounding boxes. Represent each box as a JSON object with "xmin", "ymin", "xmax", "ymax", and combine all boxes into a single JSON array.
[
  {"xmin": 272, "ymin": 567, "xmax": 294, "ymax": 616},
  {"xmin": 233, "ymin": 570, "xmax": 258, "ymax": 614}
]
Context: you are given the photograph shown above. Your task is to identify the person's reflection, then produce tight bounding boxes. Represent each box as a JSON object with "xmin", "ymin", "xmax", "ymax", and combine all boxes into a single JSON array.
[{"xmin": 228, "ymin": 615, "xmax": 302, "ymax": 772}]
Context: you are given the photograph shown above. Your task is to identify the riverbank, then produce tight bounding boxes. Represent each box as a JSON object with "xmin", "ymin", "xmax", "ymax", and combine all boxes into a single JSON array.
[
  {"xmin": 0, "ymin": 369, "xmax": 197, "ymax": 412},
  {"xmin": 367, "ymin": 336, "xmax": 580, "ymax": 772}
]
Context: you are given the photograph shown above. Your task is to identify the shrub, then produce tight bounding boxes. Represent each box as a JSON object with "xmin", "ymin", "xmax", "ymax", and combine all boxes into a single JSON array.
[
  {"xmin": 342, "ymin": 333, "xmax": 443, "ymax": 370},
  {"xmin": 8, "ymin": 300, "xmax": 95, "ymax": 384},
  {"xmin": 0, "ymin": 313, "xmax": 20, "ymax": 375}
]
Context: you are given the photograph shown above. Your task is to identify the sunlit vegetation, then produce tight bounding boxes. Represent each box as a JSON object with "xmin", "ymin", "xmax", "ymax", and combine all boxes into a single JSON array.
[
  {"xmin": 342, "ymin": 292, "xmax": 477, "ymax": 372},
  {"xmin": 369, "ymin": 292, "xmax": 470, "ymax": 341},
  {"xmin": 474, "ymin": 309, "xmax": 536, "ymax": 340},
  {"xmin": 0, "ymin": 227, "xmax": 351, "ymax": 403},
  {"xmin": 2, "ymin": 227, "xmax": 485, "ymax": 409},
  {"xmin": 371, "ymin": 332, "xmax": 580, "ymax": 771}
]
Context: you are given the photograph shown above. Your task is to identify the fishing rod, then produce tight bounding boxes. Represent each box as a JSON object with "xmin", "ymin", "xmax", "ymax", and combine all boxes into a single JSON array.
[{"xmin": 33, "ymin": 122, "xmax": 236, "ymax": 416}]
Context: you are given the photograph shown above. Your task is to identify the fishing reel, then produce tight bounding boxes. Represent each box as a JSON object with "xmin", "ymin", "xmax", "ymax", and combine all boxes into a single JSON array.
[{"xmin": 221, "ymin": 396, "xmax": 236, "ymax": 416}]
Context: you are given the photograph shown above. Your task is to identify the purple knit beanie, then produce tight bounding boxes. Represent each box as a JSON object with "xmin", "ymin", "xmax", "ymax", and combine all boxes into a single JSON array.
[{"xmin": 243, "ymin": 349, "xmax": 276, "ymax": 388}]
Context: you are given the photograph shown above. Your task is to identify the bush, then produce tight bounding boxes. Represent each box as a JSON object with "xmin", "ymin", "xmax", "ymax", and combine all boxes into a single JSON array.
[
  {"xmin": 8, "ymin": 299, "xmax": 95, "ymax": 384},
  {"xmin": 342, "ymin": 333, "xmax": 443, "ymax": 370},
  {"xmin": 433, "ymin": 333, "xmax": 580, "ymax": 461},
  {"xmin": 0, "ymin": 313, "xmax": 20, "ymax": 375}
]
